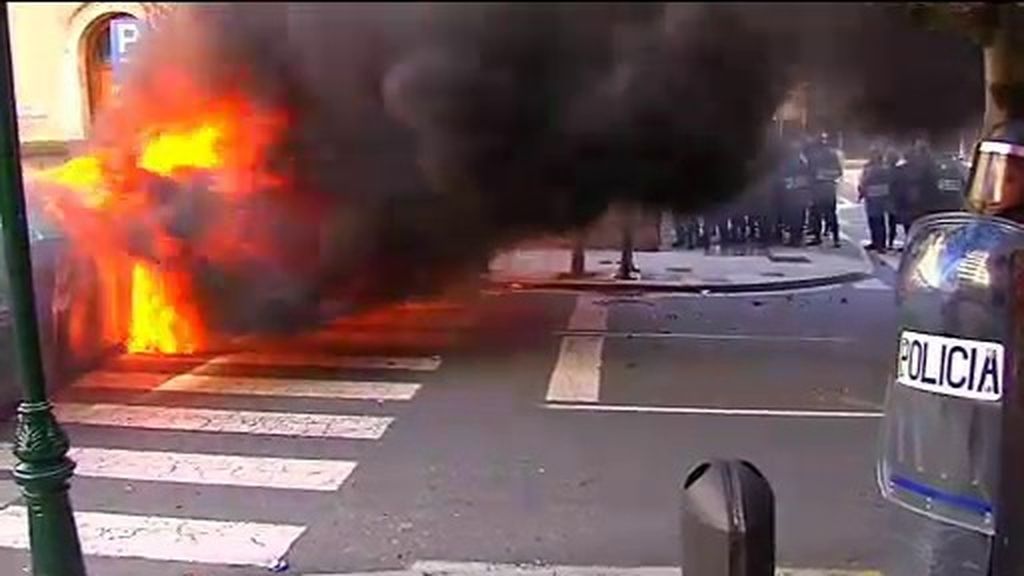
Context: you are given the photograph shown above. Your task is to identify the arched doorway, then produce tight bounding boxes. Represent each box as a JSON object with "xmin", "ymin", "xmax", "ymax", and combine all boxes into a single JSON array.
[{"xmin": 83, "ymin": 13, "xmax": 138, "ymax": 122}]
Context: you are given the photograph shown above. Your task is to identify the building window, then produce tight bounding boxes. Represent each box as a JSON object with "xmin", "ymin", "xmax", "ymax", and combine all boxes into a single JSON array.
[{"xmin": 84, "ymin": 13, "xmax": 136, "ymax": 121}]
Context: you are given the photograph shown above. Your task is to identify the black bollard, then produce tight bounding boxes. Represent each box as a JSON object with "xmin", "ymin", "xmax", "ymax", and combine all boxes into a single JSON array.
[{"xmin": 681, "ymin": 459, "xmax": 775, "ymax": 576}]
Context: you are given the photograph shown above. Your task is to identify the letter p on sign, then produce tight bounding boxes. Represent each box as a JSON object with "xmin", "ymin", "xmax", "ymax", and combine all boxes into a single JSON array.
[{"xmin": 110, "ymin": 17, "xmax": 143, "ymax": 82}]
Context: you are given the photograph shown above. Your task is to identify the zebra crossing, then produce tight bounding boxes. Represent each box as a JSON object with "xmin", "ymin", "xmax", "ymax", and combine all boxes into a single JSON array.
[{"xmin": 0, "ymin": 300, "xmax": 475, "ymax": 572}]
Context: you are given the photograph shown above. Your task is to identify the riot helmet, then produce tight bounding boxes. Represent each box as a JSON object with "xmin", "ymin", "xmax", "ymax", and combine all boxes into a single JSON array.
[{"xmin": 965, "ymin": 121, "xmax": 1024, "ymax": 217}]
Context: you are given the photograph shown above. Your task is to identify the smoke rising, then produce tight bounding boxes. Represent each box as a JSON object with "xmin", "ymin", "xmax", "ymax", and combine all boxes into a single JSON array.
[
  {"xmin": 787, "ymin": 4, "xmax": 984, "ymax": 141},
  {"xmin": 62, "ymin": 3, "xmax": 983, "ymax": 335}
]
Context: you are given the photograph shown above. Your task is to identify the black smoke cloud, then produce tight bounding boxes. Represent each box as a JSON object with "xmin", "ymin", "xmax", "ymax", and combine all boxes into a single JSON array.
[
  {"xmin": 84, "ymin": 3, "xmax": 981, "ymax": 335},
  {"xmin": 785, "ymin": 3, "xmax": 984, "ymax": 141}
]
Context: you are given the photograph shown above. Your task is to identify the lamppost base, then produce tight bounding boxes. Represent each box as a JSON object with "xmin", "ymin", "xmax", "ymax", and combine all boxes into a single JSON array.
[{"xmin": 12, "ymin": 401, "xmax": 86, "ymax": 576}]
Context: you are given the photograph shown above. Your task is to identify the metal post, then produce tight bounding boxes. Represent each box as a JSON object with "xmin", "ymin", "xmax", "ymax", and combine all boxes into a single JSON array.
[
  {"xmin": 616, "ymin": 206, "xmax": 638, "ymax": 280},
  {"xmin": 570, "ymin": 232, "xmax": 585, "ymax": 277},
  {"xmin": 0, "ymin": 6, "xmax": 87, "ymax": 575}
]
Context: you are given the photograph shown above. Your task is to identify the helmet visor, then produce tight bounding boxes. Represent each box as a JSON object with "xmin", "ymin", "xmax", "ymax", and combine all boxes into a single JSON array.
[{"xmin": 966, "ymin": 140, "xmax": 1024, "ymax": 215}]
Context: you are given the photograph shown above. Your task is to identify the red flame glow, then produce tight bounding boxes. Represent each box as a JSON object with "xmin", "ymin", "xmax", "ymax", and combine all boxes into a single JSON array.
[{"xmin": 33, "ymin": 70, "xmax": 291, "ymax": 354}]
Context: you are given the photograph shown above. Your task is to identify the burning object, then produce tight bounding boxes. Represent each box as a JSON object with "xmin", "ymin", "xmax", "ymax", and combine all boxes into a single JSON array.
[{"xmin": 32, "ymin": 70, "xmax": 292, "ymax": 354}]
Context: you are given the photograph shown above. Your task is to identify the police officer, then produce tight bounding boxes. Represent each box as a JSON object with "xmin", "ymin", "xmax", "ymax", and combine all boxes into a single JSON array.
[
  {"xmin": 806, "ymin": 132, "xmax": 844, "ymax": 247},
  {"xmin": 858, "ymin": 145, "xmax": 892, "ymax": 253},
  {"xmin": 673, "ymin": 211, "xmax": 700, "ymax": 250},
  {"xmin": 751, "ymin": 134, "xmax": 787, "ymax": 247},
  {"xmin": 884, "ymin": 147, "xmax": 905, "ymax": 250},
  {"xmin": 933, "ymin": 152, "xmax": 969, "ymax": 212},
  {"xmin": 902, "ymin": 137, "xmax": 941, "ymax": 227},
  {"xmin": 781, "ymin": 139, "xmax": 812, "ymax": 247},
  {"xmin": 746, "ymin": 166, "xmax": 777, "ymax": 247}
]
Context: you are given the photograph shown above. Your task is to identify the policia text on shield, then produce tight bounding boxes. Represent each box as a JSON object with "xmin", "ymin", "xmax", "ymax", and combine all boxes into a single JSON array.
[{"xmin": 897, "ymin": 330, "xmax": 1004, "ymax": 402}]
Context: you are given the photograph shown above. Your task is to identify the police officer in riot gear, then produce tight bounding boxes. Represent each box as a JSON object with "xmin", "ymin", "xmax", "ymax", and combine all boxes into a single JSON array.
[
  {"xmin": 673, "ymin": 211, "xmax": 700, "ymax": 250},
  {"xmin": 884, "ymin": 147, "xmax": 905, "ymax": 250},
  {"xmin": 902, "ymin": 137, "xmax": 941, "ymax": 226},
  {"xmin": 781, "ymin": 139, "xmax": 812, "ymax": 247},
  {"xmin": 858, "ymin": 145, "xmax": 892, "ymax": 253},
  {"xmin": 876, "ymin": 121, "xmax": 1024, "ymax": 576},
  {"xmin": 805, "ymin": 132, "xmax": 844, "ymax": 247}
]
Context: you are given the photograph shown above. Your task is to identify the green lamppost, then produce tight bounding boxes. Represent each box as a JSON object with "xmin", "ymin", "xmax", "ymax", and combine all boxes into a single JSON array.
[{"xmin": 0, "ymin": 4, "xmax": 87, "ymax": 575}]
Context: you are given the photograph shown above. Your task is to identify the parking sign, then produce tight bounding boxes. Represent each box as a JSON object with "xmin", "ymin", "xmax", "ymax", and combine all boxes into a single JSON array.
[{"xmin": 110, "ymin": 17, "xmax": 144, "ymax": 82}]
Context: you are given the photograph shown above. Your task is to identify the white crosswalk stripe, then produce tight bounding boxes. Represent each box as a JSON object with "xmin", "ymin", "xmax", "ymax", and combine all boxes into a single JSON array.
[
  {"xmin": 0, "ymin": 506, "xmax": 306, "ymax": 568},
  {"xmin": 106, "ymin": 352, "xmax": 442, "ymax": 372},
  {"xmin": 547, "ymin": 296, "xmax": 607, "ymax": 403},
  {"xmin": 0, "ymin": 335, "xmax": 460, "ymax": 570},
  {"xmin": 0, "ymin": 443, "xmax": 357, "ymax": 491},
  {"xmin": 74, "ymin": 371, "xmax": 422, "ymax": 400},
  {"xmin": 209, "ymin": 351, "xmax": 442, "ymax": 371},
  {"xmin": 54, "ymin": 402, "xmax": 393, "ymax": 439}
]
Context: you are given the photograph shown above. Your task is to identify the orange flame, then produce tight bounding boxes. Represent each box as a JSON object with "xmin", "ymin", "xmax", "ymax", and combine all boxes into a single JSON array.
[
  {"xmin": 31, "ymin": 70, "xmax": 290, "ymax": 355},
  {"xmin": 139, "ymin": 124, "xmax": 223, "ymax": 176},
  {"xmin": 39, "ymin": 155, "xmax": 111, "ymax": 208},
  {"xmin": 126, "ymin": 262, "xmax": 201, "ymax": 354}
]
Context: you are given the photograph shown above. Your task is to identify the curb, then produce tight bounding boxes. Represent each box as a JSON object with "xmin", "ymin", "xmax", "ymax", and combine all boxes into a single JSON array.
[
  {"xmin": 487, "ymin": 236, "xmax": 877, "ymax": 295},
  {"xmin": 305, "ymin": 562, "xmax": 881, "ymax": 576},
  {"xmin": 485, "ymin": 269, "xmax": 872, "ymax": 295},
  {"xmin": 866, "ymin": 251, "xmax": 903, "ymax": 270}
]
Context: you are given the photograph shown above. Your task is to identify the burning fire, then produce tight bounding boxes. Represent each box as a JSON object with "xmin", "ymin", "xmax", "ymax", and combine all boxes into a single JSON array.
[
  {"xmin": 33, "ymin": 71, "xmax": 290, "ymax": 355},
  {"xmin": 126, "ymin": 262, "xmax": 201, "ymax": 354}
]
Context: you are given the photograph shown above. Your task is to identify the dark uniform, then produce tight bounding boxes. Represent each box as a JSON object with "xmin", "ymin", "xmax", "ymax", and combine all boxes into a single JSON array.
[
  {"xmin": 673, "ymin": 212, "xmax": 701, "ymax": 250},
  {"xmin": 805, "ymin": 137, "xmax": 844, "ymax": 247},
  {"xmin": 932, "ymin": 153, "xmax": 969, "ymax": 213},
  {"xmin": 902, "ymin": 141, "xmax": 941, "ymax": 227},
  {"xmin": 883, "ymin": 149, "xmax": 903, "ymax": 249},
  {"xmin": 858, "ymin": 153, "xmax": 892, "ymax": 252},
  {"xmin": 781, "ymin": 145, "xmax": 812, "ymax": 247},
  {"xmin": 746, "ymin": 166, "xmax": 780, "ymax": 247}
]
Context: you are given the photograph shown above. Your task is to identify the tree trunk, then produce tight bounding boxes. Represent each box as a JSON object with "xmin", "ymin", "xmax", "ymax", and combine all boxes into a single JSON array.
[
  {"xmin": 570, "ymin": 232, "xmax": 585, "ymax": 277},
  {"xmin": 983, "ymin": 6, "xmax": 1024, "ymax": 131},
  {"xmin": 616, "ymin": 205, "xmax": 638, "ymax": 280}
]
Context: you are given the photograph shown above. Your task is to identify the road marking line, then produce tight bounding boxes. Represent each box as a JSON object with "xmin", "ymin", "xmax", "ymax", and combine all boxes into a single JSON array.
[
  {"xmin": 209, "ymin": 352, "xmax": 442, "ymax": 371},
  {"xmin": 545, "ymin": 336, "xmax": 604, "ymax": 403},
  {"xmin": 54, "ymin": 403, "xmax": 393, "ymax": 439},
  {"xmin": 568, "ymin": 295, "xmax": 608, "ymax": 332},
  {"xmin": 298, "ymin": 330, "xmax": 463, "ymax": 350},
  {"xmin": 0, "ymin": 443, "xmax": 356, "ymax": 491},
  {"xmin": 114, "ymin": 350, "xmax": 442, "ymax": 373},
  {"xmin": 782, "ymin": 571, "xmax": 881, "ymax": 576},
  {"xmin": 545, "ymin": 402, "xmax": 883, "ymax": 419},
  {"xmin": 111, "ymin": 352, "xmax": 442, "ymax": 372},
  {"xmin": 0, "ymin": 506, "xmax": 305, "ymax": 567},
  {"xmin": 74, "ymin": 371, "xmax": 421, "ymax": 401},
  {"xmin": 555, "ymin": 331, "xmax": 853, "ymax": 343},
  {"xmin": 407, "ymin": 561, "xmax": 881, "ymax": 576},
  {"xmin": 852, "ymin": 278, "xmax": 892, "ymax": 291}
]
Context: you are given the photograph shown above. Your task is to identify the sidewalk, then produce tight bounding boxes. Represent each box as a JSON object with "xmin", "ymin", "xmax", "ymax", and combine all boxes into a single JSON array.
[
  {"xmin": 310, "ymin": 560, "xmax": 879, "ymax": 576},
  {"xmin": 487, "ymin": 241, "xmax": 873, "ymax": 293}
]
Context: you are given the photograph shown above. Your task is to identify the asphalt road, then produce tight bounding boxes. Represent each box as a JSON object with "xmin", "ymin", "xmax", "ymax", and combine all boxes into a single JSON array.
[
  {"xmin": 0, "ymin": 185, "xmax": 992, "ymax": 576},
  {"xmin": 0, "ymin": 276, "xmax": 933, "ymax": 575}
]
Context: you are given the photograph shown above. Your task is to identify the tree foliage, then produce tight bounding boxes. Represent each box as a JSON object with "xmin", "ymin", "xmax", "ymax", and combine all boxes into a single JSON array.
[{"xmin": 906, "ymin": 3, "xmax": 1000, "ymax": 45}]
